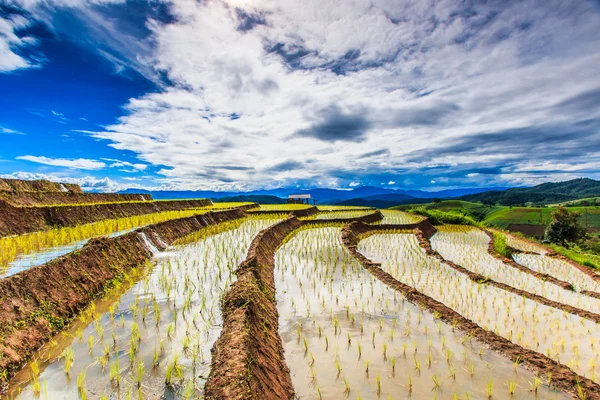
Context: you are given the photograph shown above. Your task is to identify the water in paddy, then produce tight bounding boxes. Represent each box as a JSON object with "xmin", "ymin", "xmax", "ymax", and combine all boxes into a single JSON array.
[
  {"xmin": 431, "ymin": 228, "xmax": 600, "ymax": 315},
  {"xmin": 7, "ymin": 218, "xmax": 280, "ymax": 400},
  {"xmin": 360, "ymin": 232, "xmax": 600, "ymax": 386},
  {"xmin": 314, "ymin": 211, "xmax": 372, "ymax": 220},
  {"xmin": 2, "ymin": 229, "xmax": 137, "ymax": 278},
  {"xmin": 275, "ymin": 228, "xmax": 569, "ymax": 399},
  {"xmin": 377, "ymin": 209, "xmax": 422, "ymax": 224}
]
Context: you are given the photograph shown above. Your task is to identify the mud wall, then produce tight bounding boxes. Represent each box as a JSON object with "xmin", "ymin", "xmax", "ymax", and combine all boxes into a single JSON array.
[
  {"xmin": 0, "ymin": 199, "xmax": 213, "ymax": 237},
  {"xmin": 205, "ymin": 217, "xmax": 301, "ymax": 400},
  {"xmin": 0, "ymin": 208, "xmax": 246, "ymax": 392},
  {"xmin": 488, "ymin": 227, "xmax": 600, "ymax": 285},
  {"xmin": 341, "ymin": 222, "xmax": 600, "ymax": 400},
  {"xmin": 0, "ymin": 178, "xmax": 81, "ymax": 193},
  {"xmin": 0, "ymin": 192, "xmax": 153, "ymax": 207}
]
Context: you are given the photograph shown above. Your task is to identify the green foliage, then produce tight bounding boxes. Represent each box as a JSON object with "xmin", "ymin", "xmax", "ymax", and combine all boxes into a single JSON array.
[
  {"xmin": 492, "ymin": 232, "xmax": 513, "ymax": 258},
  {"xmin": 407, "ymin": 207, "xmax": 478, "ymax": 226},
  {"xmin": 545, "ymin": 207, "xmax": 587, "ymax": 247},
  {"xmin": 461, "ymin": 178, "xmax": 600, "ymax": 206}
]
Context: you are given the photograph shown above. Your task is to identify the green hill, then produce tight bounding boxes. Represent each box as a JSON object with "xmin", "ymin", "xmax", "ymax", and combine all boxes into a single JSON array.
[{"xmin": 461, "ymin": 178, "xmax": 600, "ymax": 206}]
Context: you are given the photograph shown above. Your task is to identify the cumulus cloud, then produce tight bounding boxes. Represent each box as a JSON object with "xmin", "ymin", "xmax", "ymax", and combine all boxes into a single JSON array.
[
  {"xmin": 0, "ymin": 171, "xmax": 125, "ymax": 192},
  {"xmin": 8, "ymin": 0, "xmax": 600, "ymax": 189},
  {"xmin": 0, "ymin": 11, "xmax": 41, "ymax": 72},
  {"xmin": 16, "ymin": 155, "xmax": 106, "ymax": 170}
]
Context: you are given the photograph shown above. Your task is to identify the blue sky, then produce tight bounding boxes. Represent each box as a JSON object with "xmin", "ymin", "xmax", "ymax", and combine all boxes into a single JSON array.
[{"xmin": 1, "ymin": 0, "xmax": 600, "ymax": 192}]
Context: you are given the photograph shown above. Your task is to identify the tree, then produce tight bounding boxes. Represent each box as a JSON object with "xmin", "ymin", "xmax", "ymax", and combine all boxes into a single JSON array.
[
  {"xmin": 432, "ymin": 198, "xmax": 441, "ymax": 203},
  {"xmin": 545, "ymin": 207, "xmax": 587, "ymax": 247}
]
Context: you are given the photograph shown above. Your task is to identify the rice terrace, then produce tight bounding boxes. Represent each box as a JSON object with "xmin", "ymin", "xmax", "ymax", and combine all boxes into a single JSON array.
[{"xmin": 2, "ymin": 0, "xmax": 600, "ymax": 399}]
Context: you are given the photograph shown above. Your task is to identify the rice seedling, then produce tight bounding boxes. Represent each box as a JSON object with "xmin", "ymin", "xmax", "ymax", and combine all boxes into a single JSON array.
[{"xmin": 274, "ymin": 227, "xmax": 569, "ymax": 399}]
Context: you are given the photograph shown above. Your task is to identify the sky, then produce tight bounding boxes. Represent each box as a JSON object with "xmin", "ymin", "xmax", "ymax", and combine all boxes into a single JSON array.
[{"xmin": 1, "ymin": 0, "xmax": 600, "ymax": 193}]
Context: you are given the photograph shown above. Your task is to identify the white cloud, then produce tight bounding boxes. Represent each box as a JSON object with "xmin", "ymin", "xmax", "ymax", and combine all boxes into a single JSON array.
[
  {"xmin": 388, "ymin": 181, "xmax": 395, "ymax": 185},
  {"xmin": 0, "ymin": 13, "xmax": 40, "ymax": 73},
  {"xmin": 82, "ymin": 0, "xmax": 600, "ymax": 190},
  {"xmin": 5, "ymin": 0, "xmax": 600, "ymax": 190},
  {"xmin": 1, "ymin": 126, "xmax": 25, "ymax": 135},
  {"xmin": 0, "ymin": 171, "xmax": 125, "ymax": 192},
  {"xmin": 16, "ymin": 155, "xmax": 106, "ymax": 170},
  {"xmin": 349, "ymin": 181, "xmax": 360, "ymax": 187}
]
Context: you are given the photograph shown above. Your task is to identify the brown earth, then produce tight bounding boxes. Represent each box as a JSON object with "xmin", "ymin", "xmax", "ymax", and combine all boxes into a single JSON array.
[
  {"xmin": 0, "ymin": 198, "xmax": 213, "ymax": 237},
  {"xmin": 342, "ymin": 221, "xmax": 600, "ymax": 400},
  {"xmin": 485, "ymin": 230, "xmax": 600, "ymax": 300},
  {"xmin": 0, "ymin": 208, "xmax": 246, "ymax": 393},
  {"xmin": 506, "ymin": 223, "xmax": 546, "ymax": 239},
  {"xmin": 204, "ymin": 210, "xmax": 391, "ymax": 399},
  {"xmin": 489, "ymin": 228, "xmax": 600, "ymax": 290},
  {"xmin": 0, "ymin": 178, "xmax": 81, "ymax": 193},
  {"xmin": 415, "ymin": 229, "xmax": 600, "ymax": 324},
  {"xmin": 205, "ymin": 217, "xmax": 301, "ymax": 400},
  {"xmin": 0, "ymin": 192, "xmax": 152, "ymax": 207}
]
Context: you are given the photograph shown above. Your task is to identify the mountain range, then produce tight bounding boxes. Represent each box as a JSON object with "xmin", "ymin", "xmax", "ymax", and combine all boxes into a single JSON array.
[
  {"xmin": 120, "ymin": 186, "xmax": 511, "ymax": 204},
  {"xmin": 461, "ymin": 178, "xmax": 600, "ymax": 205}
]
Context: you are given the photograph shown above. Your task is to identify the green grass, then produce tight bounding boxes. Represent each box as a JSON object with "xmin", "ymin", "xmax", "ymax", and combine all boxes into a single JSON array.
[{"xmin": 395, "ymin": 200, "xmax": 600, "ymax": 230}]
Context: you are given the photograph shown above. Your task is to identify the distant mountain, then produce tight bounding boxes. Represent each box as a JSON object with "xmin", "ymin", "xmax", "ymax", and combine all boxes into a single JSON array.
[
  {"xmin": 213, "ymin": 195, "xmax": 286, "ymax": 204},
  {"xmin": 461, "ymin": 178, "xmax": 600, "ymax": 205},
  {"xmin": 335, "ymin": 194, "xmax": 431, "ymax": 209},
  {"xmin": 119, "ymin": 186, "xmax": 510, "ymax": 204}
]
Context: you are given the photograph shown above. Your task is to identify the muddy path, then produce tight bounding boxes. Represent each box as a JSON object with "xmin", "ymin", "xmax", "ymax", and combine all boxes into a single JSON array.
[
  {"xmin": 204, "ymin": 211, "xmax": 388, "ymax": 399},
  {"xmin": 342, "ymin": 221, "xmax": 600, "ymax": 400},
  {"xmin": 0, "ymin": 192, "xmax": 153, "ymax": 207},
  {"xmin": 0, "ymin": 208, "xmax": 246, "ymax": 393}
]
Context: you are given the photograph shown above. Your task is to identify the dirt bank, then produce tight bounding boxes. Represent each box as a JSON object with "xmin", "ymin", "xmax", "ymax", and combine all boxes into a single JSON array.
[
  {"xmin": 489, "ymin": 227, "xmax": 600, "ymax": 286},
  {"xmin": 0, "ymin": 178, "xmax": 82, "ymax": 193},
  {"xmin": 0, "ymin": 199, "xmax": 213, "ymax": 237},
  {"xmin": 342, "ymin": 221, "xmax": 600, "ymax": 400},
  {"xmin": 205, "ymin": 211, "xmax": 394, "ymax": 399},
  {"xmin": 416, "ymin": 229, "xmax": 600, "ymax": 324},
  {"xmin": 0, "ymin": 208, "xmax": 246, "ymax": 393},
  {"xmin": 484, "ymin": 230, "xmax": 600, "ymax": 300},
  {"xmin": 0, "ymin": 192, "xmax": 153, "ymax": 207},
  {"xmin": 205, "ymin": 217, "xmax": 301, "ymax": 400}
]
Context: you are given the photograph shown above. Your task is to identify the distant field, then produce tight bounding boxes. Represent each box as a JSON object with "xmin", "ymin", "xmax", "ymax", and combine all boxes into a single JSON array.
[{"xmin": 395, "ymin": 200, "xmax": 600, "ymax": 230}]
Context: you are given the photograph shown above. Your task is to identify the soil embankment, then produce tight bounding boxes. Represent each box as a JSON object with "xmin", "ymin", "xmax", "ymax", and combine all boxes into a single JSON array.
[
  {"xmin": 485, "ymin": 230, "xmax": 600, "ymax": 299},
  {"xmin": 341, "ymin": 221, "xmax": 600, "ymax": 400},
  {"xmin": 0, "ymin": 192, "xmax": 152, "ymax": 207},
  {"xmin": 205, "ymin": 217, "xmax": 301, "ymax": 400},
  {"xmin": 489, "ymin": 228, "xmax": 600, "ymax": 286},
  {"xmin": 416, "ymin": 230, "xmax": 600, "ymax": 324},
  {"xmin": 0, "ymin": 199, "xmax": 213, "ymax": 237},
  {"xmin": 0, "ymin": 208, "xmax": 246, "ymax": 393},
  {"xmin": 0, "ymin": 178, "xmax": 81, "ymax": 193},
  {"xmin": 205, "ymin": 211, "xmax": 389, "ymax": 399}
]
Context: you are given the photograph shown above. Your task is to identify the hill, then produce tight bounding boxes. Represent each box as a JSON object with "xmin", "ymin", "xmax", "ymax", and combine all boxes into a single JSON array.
[
  {"xmin": 120, "ymin": 185, "xmax": 509, "ymax": 204},
  {"xmin": 461, "ymin": 178, "xmax": 600, "ymax": 206}
]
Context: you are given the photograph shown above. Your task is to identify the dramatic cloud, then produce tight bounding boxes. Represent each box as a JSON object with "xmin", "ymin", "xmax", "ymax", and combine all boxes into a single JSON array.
[
  {"xmin": 16, "ymin": 155, "xmax": 106, "ymax": 170},
  {"xmin": 6, "ymin": 0, "xmax": 600, "ymax": 190}
]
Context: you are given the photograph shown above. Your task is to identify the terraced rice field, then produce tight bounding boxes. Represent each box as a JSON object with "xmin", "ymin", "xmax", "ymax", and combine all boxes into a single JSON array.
[
  {"xmin": 7, "ymin": 217, "xmax": 283, "ymax": 399},
  {"xmin": 2, "ymin": 196, "xmax": 598, "ymax": 399}
]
